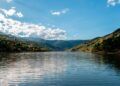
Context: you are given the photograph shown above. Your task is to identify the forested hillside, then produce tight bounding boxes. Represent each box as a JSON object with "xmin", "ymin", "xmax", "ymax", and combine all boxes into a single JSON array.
[{"xmin": 0, "ymin": 33, "xmax": 49, "ymax": 52}]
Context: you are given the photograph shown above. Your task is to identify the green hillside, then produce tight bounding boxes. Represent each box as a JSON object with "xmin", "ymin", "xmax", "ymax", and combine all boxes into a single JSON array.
[
  {"xmin": 45, "ymin": 40, "xmax": 88, "ymax": 51},
  {"xmin": 21, "ymin": 37, "xmax": 88, "ymax": 51},
  {"xmin": 0, "ymin": 33, "xmax": 50, "ymax": 52}
]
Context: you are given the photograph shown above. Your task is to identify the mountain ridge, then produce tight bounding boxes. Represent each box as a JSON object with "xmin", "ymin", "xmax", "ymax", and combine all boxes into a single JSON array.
[
  {"xmin": 0, "ymin": 33, "xmax": 50, "ymax": 52},
  {"xmin": 70, "ymin": 28, "xmax": 120, "ymax": 54},
  {"xmin": 0, "ymin": 32, "xmax": 87, "ymax": 52}
]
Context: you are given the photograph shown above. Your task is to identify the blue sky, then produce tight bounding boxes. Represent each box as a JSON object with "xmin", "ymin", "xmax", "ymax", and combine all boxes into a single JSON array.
[{"xmin": 0, "ymin": 0, "xmax": 120, "ymax": 40}]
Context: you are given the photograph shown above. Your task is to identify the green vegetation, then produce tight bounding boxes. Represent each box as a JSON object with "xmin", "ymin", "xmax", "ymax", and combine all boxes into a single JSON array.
[
  {"xmin": 45, "ymin": 40, "xmax": 87, "ymax": 50},
  {"xmin": 71, "ymin": 28, "xmax": 120, "ymax": 54},
  {"xmin": 0, "ymin": 34, "xmax": 49, "ymax": 52},
  {"xmin": 1, "ymin": 28, "xmax": 120, "ymax": 53},
  {"xmin": 0, "ymin": 33, "xmax": 87, "ymax": 52}
]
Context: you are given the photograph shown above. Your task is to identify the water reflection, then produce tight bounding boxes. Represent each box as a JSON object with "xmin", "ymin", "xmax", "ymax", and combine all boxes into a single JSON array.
[
  {"xmin": 0, "ymin": 52, "xmax": 67, "ymax": 86},
  {"xmin": 0, "ymin": 52, "xmax": 120, "ymax": 86},
  {"xmin": 95, "ymin": 54, "xmax": 120, "ymax": 74}
]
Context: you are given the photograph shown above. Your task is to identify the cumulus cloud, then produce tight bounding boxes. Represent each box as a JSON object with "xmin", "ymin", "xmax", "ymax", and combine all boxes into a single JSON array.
[
  {"xmin": 0, "ymin": 12, "xmax": 66, "ymax": 40},
  {"xmin": 0, "ymin": 7, "xmax": 24, "ymax": 18},
  {"xmin": 51, "ymin": 8, "xmax": 69, "ymax": 16},
  {"xmin": 107, "ymin": 0, "xmax": 120, "ymax": 6}
]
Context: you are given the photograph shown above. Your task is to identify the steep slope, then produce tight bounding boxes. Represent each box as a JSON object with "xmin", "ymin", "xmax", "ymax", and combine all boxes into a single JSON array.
[
  {"xmin": 71, "ymin": 28, "xmax": 120, "ymax": 53},
  {"xmin": 0, "ymin": 33, "xmax": 50, "ymax": 52}
]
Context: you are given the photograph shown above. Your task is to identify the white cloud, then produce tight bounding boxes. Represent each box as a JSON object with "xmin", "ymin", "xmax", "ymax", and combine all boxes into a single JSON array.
[
  {"xmin": 0, "ymin": 12, "xmax": 66, "ymax": 40},
  {"xmin": 16, "ymin": 12, "xmax": 24, "ymax": 18},
  {"xmin": 107, "ymin": 0, "xmax": 120, "ymax": 6},
  {"xmin": 51, "ymin": 11, "xmax": 61, "ymax": 16},
  {"xmin": 6, "ymin": 0, "xmax": 13, "ymax": 3},
  {"xmin": 51, "ymin": 8, "xmax": 69, "ymax": 16},
  {"xmin": 0, "ymin": 7, "xmax": 23, "ymax": 18}
]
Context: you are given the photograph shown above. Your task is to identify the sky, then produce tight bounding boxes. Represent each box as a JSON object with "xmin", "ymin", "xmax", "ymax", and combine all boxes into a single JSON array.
[{"xmin": 0, "ymin": 0, "xmax": 120, "ymax": 40}]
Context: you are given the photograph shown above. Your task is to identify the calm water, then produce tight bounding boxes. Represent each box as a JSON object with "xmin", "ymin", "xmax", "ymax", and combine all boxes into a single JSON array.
[{"xmin": 0, "ymin": 52, "xmax": 120, "ymax": 86}]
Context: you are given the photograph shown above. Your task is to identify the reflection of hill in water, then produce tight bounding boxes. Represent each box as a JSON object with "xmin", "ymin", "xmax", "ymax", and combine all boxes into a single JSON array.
[
  {"xmin": 90, "ymin": 53, "xmax": 120, "ymax": 74},
  {"xmin": 100, "ymin": 54, "xmax": 120, "ymax": 73}
]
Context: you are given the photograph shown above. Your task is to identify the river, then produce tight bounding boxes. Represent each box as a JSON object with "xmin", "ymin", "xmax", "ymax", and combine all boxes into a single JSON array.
[{"xmin": 0, "ymin": 52, "xmax": 120, "ymax": 86}]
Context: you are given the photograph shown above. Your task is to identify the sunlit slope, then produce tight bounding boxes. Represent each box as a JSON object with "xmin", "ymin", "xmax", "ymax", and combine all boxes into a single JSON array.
[{"xmin": 71, "ymin": 28, "xmax": 120, "ymax": 53}]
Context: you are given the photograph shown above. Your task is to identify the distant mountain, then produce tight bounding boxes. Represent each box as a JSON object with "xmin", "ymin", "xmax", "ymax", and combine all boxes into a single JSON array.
[
  {"xmin": 0, "ymin": 32, "xmax": 87, "ymax": 52},
  {"xmin": 71, "ymin": 28, "xmax": 120, "ymax": 54},
  {"xmin": 45, "ymin": 40, "xmax": 88, "ymax": 50},
  {"xmin": 22, "ymin": 37, "xmax": 88, "ymax": 51},
  {"xmin": 0, "ymin": 33, "xmax": 50, "ymax": 52}
]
